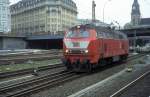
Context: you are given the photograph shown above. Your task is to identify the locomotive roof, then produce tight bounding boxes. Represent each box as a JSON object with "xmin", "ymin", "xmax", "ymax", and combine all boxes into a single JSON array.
[
  {"xmin": 71, "ymin": 24, "xmax": 112, "ymax": 32},
  {"xmin": 70, "ymin": 24, "xmax": 128, "ymax": 40}
]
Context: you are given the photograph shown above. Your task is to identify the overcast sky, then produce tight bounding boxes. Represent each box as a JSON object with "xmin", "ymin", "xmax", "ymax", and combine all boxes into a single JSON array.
[{"xmin": 10, "ymin": 0, "xmax": 150, "ymax": 26}]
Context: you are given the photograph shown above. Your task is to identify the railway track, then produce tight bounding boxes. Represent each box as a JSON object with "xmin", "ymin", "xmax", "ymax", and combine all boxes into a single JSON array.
[
  {"xmin": 0, "ymin": 53, "xmax": 148, "ymax": 97},
  {"xmin": 0, "ymin": 53, "xmax": 62, "ymax": 65},
  {"xmin": 0, "ymin": 50, "xmax": 62, "ymax": 58},
  {"xmin": 0, "ymin": 53, "xmax": 146, "ymax": 79},
  {"xmin": 127, "ymin": 53, "xmax": 146, "ymax": 61},
  {"xmin": 110, "ymin": 70, "xmax": 150, "ymax": 97},
  {"xmin": 0, "ymin": 70, "xmax": 82, "ymax": 97},
  {"xmin": 0, "ymin": 63, "xmax": 64, "ymax": 79}
]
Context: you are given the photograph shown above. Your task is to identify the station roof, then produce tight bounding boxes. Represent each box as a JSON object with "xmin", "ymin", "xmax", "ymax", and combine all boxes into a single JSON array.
[
  {"xmin": 26, "ymin": 34, "xmax": 63, "ymax": 40},
  {"xmin": 140, "ymin": 18, "xmax": 150, "ymax": 25},
  {"xmin": 0, "ymin": 33, "xmax": 26, "ymax": 38},
  {"xmin": 122, "ymin": 25, "xmax": 150, "ymax": 31}
]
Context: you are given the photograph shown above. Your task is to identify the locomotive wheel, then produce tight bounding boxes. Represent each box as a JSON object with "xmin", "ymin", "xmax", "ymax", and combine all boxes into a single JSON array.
[
  {"xmin": 86, "ymin": 64, "xmax": 92, "ymax": 72},
  {"xmin": 99, "ymin": 59, "xmax": 106, "ymax": 66},
  {"xmin": 120, "ymin": 55, "xmax": 128, "ymax": 62},
  {"xmin": 107, "ymin": 58, "xmax": 113, "ymax": 65},
  {"xmin": 123, "ymin": 55, "xmax": 128, "ymax": 61},
  {"xmin": 62, "ymin": 58, "xmax": 71, "ymax": 70},
  {"xmin": 66, "ymin": 66, "xmax": 72, "ymax": 70},
  {"xmin": 66, "ymin": 61, "xmax": 72, "ymax": 70}
]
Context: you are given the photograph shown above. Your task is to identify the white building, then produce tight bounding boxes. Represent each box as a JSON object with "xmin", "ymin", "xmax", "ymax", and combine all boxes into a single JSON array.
[
  {"xmin": 10, "ymin": 0, "xmax": 77, "ymax": 34},
  {"xmin": 0, "ymin": 0, "xmax": 11, "ymax": 33}
]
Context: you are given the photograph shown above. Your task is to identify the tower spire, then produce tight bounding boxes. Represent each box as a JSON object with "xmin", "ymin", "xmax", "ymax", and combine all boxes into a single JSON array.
[
  {"xmin": 131, "ymin": 0, "xmax": 141, "ymax": 26},
  {"xmin": 132, "ymin": 0, "xmax": 140, "ymax": 15}
]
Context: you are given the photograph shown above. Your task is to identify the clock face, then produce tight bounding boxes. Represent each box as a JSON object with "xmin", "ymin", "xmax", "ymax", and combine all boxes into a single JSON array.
[{"xmin": 133, "ymin": 6, "xmax": 136, "ymax": 10}]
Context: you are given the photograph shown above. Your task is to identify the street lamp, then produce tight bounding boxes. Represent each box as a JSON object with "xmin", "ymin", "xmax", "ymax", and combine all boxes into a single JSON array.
[
  {"xmin": 115, "ymin": 21, "xmax": 121, "ymax": 30},
  {"xmin": 113, "ymin": 20, "xmax": 120, "ymax": 30},
  {"xmin": 103, "ymin": 0, "xmax": 111, "ymax": 23}
]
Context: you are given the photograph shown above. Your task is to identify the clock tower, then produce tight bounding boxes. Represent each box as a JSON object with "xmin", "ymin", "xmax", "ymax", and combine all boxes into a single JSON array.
[{"xmin": 131, "ymin": 0, "xmax": 141, "ymax": 26}]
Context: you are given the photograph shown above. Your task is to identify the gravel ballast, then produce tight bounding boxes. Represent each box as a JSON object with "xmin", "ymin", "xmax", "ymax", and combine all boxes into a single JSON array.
[
  {"xmin": 0, "ymin": 67, "xmax": 66, "ymax": 88},
  {"xmin": 31, "ymin": 56, "xmax": 150, "ymax": 97},
  {"xmin": 69, "ymin": 63, "xmax": 150, "ymax": 97},
  {"xmin": 119, "ymin": 72, "xmax": 150, "ymax": 97},
  {"xmin": 31, "ymin": 64, "xmax": 127, "ymax": 97}
]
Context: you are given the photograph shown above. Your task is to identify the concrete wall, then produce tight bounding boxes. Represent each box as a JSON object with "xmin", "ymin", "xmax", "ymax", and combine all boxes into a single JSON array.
[{"xmin": 2, "ymin": 37, "xmax": 26, "ymax": 50}]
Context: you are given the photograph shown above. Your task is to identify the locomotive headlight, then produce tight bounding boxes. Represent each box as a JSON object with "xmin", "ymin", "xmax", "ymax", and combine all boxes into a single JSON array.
[
  {"xmin": 65, "ymin": 49, "xmax": 69, "ymax": 53},
  {"xmin": 84, "ymin": 50, "xmax": 88, "ymax": 53}
]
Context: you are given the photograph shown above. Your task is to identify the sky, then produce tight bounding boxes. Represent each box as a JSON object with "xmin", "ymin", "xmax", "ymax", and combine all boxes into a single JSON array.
[{"xmin": 10, "ymin": 0, "xmax": 150, "ymax": 26}]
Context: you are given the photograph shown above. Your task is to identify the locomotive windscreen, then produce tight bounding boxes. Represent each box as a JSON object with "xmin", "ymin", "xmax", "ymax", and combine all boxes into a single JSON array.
[{"xmin": 66, "ymin": 30, "xmax": 89, "ymax": 38}]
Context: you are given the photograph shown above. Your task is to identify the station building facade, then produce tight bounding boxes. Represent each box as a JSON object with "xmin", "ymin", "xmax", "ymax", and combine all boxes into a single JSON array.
[
  {"xmin": 0, "ymin": 0, "xmax": 11, "ymax": 33},
  {"xmin": 10, "ymin": 0, "xmax": 77, "ymax": 34},
  {"xmin": 124, "ymin": 0, "xmax": 150, "ymax": 46}
]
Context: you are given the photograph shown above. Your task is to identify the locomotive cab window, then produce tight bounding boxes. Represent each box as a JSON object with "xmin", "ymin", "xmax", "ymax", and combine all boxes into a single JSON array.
[
  {"xmin": 66, "ymin": 30, "xmax": 90, "ymax": 38},
  {"xmin": 105, "ymin": 32, "xmax": 114, "ymax": 39},
  {"xmin": 119, "ymin": 34, "xmax": 124, "ymax": 39},
  {"xmin": 97, "ymin": 32, "xmax": 104, "ymax": 38}
]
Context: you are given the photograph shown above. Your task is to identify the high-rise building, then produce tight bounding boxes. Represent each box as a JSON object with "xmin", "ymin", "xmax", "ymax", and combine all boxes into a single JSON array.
[
  {"xmin": 131, "ymin": 0, "xmax": 141, "ymax": 26},
  {"xmin": 0, "ymin": 0, "xmax": 11, "ymax": 33},
  {"xmin": 10, "ymin": 0, "xmax": 77, "ymax": 34}
]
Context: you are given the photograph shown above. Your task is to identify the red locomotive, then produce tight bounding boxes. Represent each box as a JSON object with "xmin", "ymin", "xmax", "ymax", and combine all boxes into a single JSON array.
[{"xmin": 62, "ymin": 24, "xmax": 129, "ymax": 72}]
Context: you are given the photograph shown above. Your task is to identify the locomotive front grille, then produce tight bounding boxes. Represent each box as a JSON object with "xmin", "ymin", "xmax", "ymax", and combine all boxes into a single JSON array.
[{"xmin": 70, "ymin": 50, "xmax": 84, "ymax": 54}]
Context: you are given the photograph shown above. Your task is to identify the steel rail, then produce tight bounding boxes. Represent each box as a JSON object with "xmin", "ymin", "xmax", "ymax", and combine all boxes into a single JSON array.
[
  {"xmin": 0, "ymin": 70, "xmax": 81, "ymax": 97},
  {"xmin": 0, "ymin": 53, "xmax": 148, "ymax": 97},
  {"xmin": 0, "ymin": 54, "xmax": 62, "ymax": 65},
  {"xmin": 0, "ymin": 63, "xmax": 64, "ymax": 78},
  {"xmin": 0, "ymin": 53, "xmax": 146, "ymax": 79},
  {"xmin": 110, "ymin": 70, "xmax": 150, "ymax": 97},
  {"xmin": 0, "ymin": 70, "xmax": 68, "ymax": 92},
  {"xmin": 0, "ymin": 50, "xmax": 62, "ymax": 58}
]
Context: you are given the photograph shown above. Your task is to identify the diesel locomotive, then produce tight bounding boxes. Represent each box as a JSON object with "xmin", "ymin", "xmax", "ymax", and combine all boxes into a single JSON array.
[{"xmin": 62, "ymin": 24, "xmax": 129, "ymax": 72}]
